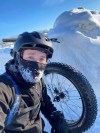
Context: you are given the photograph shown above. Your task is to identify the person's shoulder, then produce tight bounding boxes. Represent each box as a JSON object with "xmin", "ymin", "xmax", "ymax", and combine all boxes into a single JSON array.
[
  {"xmin": 0, "ymin": 73, "xmax": 13, "ymax": 87},
  {"xmin": 0, "ymin": 73, "xmax": 14, "ymax": 103},
  {"xmin": 0, "ymin": 73, "xmax": 14, "ymax": 96}
]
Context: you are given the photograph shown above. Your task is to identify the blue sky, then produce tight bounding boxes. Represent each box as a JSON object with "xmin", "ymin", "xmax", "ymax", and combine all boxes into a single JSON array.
[{"xmin": 0, "ymin": 0, "xmax": 100, "ymax": 39}]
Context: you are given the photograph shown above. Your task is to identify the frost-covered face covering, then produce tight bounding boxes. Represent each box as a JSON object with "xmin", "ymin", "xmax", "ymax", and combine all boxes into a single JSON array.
[
  {"xmin": 18, "ymin": 59, "xmax": 46, "ymax": 83},
  {"xmin": 18, "ymin": 49, "xmax": 47, "ymax": 83}
]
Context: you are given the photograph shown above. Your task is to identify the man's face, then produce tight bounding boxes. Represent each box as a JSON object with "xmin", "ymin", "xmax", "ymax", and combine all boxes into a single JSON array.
[{"xmin": 23, "ymin": 49, "xmax": 47, "ymax": 64}]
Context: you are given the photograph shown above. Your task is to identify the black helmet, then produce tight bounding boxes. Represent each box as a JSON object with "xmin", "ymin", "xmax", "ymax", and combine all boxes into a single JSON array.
[{"xmin": 11, "ymin": 31, "xmax": 53, "ymax": 59}]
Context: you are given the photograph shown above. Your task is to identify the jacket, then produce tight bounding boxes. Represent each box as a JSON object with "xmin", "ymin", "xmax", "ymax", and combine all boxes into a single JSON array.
[{"xmin": 0, "ymin": 60, "xmax": 56, "ymax": 133}]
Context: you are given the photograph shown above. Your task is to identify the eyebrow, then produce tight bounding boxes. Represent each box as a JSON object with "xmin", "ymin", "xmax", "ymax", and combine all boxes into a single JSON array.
[
  {"xmin": 40, "ymin": 55, "xmax": 46, "ymax": 58},
  {"xmin": 27, "ymin": 53, "xmax": 46, "ymax": 58},
  {"xmin": 28, "ymin": 53, "xmax": 35, "ymax": 55}
]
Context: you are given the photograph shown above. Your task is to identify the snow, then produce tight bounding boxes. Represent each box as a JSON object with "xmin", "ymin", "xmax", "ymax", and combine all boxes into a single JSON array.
[
  {"xmin": 0, "ymin": 7, "xmax": 100, "ymax": 133},
  {"xmin": 0, "ymin": 47, "xmax": 12, "ymax": 74},
  {"xmin": 48, "ymin": 8, "xmax": 100, "ymax": 97}
]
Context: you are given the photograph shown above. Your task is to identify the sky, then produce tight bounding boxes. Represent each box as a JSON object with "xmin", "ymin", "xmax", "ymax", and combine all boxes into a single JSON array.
[{"xmin": 0, "ymin": 0, "xmax": 100, "ymax": 39}]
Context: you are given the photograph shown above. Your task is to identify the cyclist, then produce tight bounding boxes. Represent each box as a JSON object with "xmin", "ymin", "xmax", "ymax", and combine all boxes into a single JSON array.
[{"xmin": 0, "ymin": 31, "xmax": 70, "ymax": 133}]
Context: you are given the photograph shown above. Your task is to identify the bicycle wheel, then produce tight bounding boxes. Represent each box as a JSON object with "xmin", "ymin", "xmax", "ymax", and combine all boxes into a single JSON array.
[{"xmin": 44, "ymin": 62, "xmax": 97, "ymax": 133}]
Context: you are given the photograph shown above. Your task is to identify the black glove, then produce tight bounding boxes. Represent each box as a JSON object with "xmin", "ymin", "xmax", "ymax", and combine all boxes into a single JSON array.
[{"xmin": 49, "ymin": 111, "xmax": 70, "ymax": 133}]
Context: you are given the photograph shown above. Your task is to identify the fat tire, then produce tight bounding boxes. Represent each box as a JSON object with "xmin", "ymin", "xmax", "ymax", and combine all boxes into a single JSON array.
[{"xmin": 44, "ymin": 62, "xmax": 97, "ymax": 133}]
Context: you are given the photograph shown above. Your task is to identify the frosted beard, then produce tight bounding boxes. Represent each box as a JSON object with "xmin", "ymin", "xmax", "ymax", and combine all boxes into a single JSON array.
[{"xmin": 18, "ymin": 60, "xmax": 46, "ymax": 83}]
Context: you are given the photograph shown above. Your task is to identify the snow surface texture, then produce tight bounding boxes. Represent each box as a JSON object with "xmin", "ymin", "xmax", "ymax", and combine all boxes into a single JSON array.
[
  {"xmin": 47, "ymin": 8, "xmax": 100, "ymax": 133},
  {"xmin": 0, "ymin": 8, "xmax": 100, "ymax": 133},
  {"xmin": 0, "ymin": 47, "xmax": 12, "ymax": 74}
]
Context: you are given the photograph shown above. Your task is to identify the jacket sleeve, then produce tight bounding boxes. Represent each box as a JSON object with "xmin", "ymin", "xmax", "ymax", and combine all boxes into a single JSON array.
[
  {"xmin": 40, "ymin": 78, "xmax": 57, "ymax": 120},
  {"xmin": 0, "ymin": 82, "xmax": 11, "ymax": 132}
]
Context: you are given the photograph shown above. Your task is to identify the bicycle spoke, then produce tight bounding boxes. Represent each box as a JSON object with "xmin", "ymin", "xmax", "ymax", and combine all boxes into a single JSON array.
[
  {"xmin": 66, "ymin": 103, "xmax": 80, "ymax": 117},
  {"xmin": 45, "ymin": 72, "xmax": 83, "ymax": 125}
]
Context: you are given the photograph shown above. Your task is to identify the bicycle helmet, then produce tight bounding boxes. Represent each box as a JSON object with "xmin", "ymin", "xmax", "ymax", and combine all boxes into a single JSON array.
[{"xmin": 11, "ymin": 31, "xmax": 53, "ymax": 61}]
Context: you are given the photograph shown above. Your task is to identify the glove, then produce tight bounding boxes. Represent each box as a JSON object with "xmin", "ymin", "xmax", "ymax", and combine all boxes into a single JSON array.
[{"xmin": 49, "ymin": 111, "xmax": 70, "ymax": 133}]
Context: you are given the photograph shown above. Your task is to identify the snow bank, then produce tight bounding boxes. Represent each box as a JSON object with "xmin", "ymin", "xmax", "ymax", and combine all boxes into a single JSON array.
[{"xmin": 48, "ymin": 8, "xmax": 100, "ymax": 97}]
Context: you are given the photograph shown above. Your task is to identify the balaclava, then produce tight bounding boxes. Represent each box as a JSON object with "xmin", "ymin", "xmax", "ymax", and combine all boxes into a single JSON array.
[{"xmin": 17, "ymin": 50, "xmax": 47, "ymax": 84}]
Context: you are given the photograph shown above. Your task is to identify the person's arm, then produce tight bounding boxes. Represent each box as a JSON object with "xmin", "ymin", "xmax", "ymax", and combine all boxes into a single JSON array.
[
  {"xmin": 40, "ymin": 78, "xmax": 57, "ymax": 119},
  {"xmin": 0, "ymin": 82, "xmax": 11, "ymax": 132}
]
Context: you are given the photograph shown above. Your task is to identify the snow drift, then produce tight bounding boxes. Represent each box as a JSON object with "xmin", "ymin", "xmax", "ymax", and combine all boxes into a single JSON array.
[{"xmin": 48, "ymin": 7, "xmax": 100, "ymax": 97}]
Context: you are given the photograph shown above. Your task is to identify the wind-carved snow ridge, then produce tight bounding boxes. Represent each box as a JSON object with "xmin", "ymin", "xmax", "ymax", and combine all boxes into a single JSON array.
[
  {"xmin": 48, "ymin": 7, "xmax": 100, "ymax": 97},
  {"xmin": 52, "ymin": 8, "xmax": 100, "ymax": 39}
]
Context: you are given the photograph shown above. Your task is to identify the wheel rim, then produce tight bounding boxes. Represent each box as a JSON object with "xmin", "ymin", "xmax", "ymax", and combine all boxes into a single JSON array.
[{"xmin": 43, "ymin": 72, "xmax": 85, "ymax": 126}]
